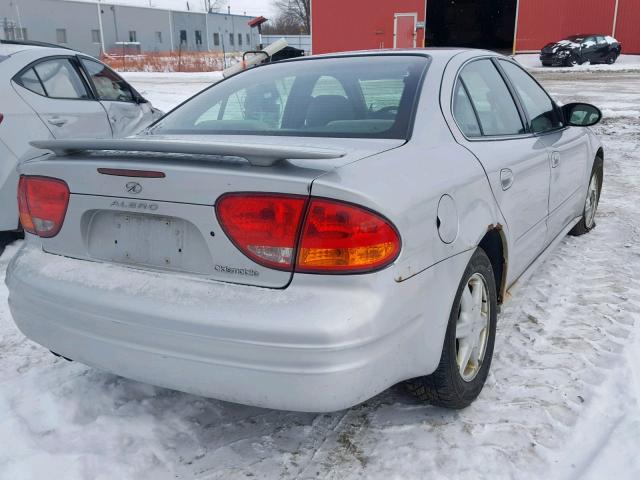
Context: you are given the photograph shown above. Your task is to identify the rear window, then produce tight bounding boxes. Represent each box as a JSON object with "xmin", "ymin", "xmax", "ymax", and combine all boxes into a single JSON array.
[{"xmin": 151, "ymin": 55, "xmax": 429, "ymax": 139}]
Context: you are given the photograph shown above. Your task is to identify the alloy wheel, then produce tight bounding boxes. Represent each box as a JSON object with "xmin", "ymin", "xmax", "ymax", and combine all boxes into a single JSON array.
[
  {"xmin": 584, "ymin": 173, "xmax": 599, "ymax": 229},
  {"xmin": 455, "ymin": 273, "xmax": 490, "ymax": 382}
]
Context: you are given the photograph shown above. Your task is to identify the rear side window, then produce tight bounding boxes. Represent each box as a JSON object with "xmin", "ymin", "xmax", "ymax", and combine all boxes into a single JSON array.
[
  {"xmin": 16, "ymin": 68, "xmax": 46, "ymax": 95},
  {"xmin": 33, "ymin": 58, "xmax": 90, "ymax": 99},
  {"xmin": 80, "ymin": 58, "xmax": 135, "ymax": 102},
  {"xmin": 152, "ymin": 56, "xmax": 429, "ymax": 140},
  {"xmin": 453, "ymin": 81, "xmax": 481, "ymax": 137},
  {"xmin": 498, "ymin": 60, "xmax": 563, "ymax": 133},
  {"xmin": 459, "ymin": 59, "xmax": 524, "ymax": 136}
]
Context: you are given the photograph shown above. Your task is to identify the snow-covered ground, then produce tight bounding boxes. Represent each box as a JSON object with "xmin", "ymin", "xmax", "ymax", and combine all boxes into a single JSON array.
[
  {"xmin": 1, "ymin": 69, "xmax": 640, "ymax": 479},
  {"xmin": 120, "ymin": 71, "xmax": 223, "ymax": 113}
]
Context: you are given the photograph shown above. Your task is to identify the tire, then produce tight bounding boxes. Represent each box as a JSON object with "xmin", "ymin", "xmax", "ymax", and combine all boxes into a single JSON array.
[
  {"xmin": 406, "ymin": 248, "xmax": 498, "ymax": 409},
  {"xmin": 570, "ymin": 160, "xmax": 603, "ymax": 236},
  {"xmin": 605, "ymin": 53, "xmax": 617, "ymax": 65},
  {"xmin": 565, "ymin": 54, "xmax": 579, "ymax": 67}
]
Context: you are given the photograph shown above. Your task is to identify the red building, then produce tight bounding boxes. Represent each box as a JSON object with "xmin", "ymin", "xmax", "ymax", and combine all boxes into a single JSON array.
[{"xmin": 312, "ymin": 0, "xmax": 640, "ymax": 55}]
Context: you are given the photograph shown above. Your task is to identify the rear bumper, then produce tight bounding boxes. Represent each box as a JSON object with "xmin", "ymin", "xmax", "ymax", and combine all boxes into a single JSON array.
[{"xmin": 6, "ymin": 244, "xmax": 470, "ymax": 411}]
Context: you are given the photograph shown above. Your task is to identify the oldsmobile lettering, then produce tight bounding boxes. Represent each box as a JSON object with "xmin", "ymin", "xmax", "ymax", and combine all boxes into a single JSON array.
[{"xmin": 214, "ymin": 265, "xmax": 260, "ymax": 277}]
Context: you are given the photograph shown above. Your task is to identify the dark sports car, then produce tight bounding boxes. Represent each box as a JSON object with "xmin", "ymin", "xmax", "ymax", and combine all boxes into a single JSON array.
[{"xmin": 540, "ymin": 34, "xmax": 622, "ymax": 67}]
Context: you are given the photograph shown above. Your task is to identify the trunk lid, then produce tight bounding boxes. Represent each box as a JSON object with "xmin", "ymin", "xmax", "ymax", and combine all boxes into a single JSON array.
[{"xmin": 21, "ymin": 135, "xmax": 403, "ymax": 288}]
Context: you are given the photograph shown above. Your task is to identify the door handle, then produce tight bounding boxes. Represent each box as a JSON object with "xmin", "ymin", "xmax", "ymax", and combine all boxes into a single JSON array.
[
  {"xmin": 47, "ymin": 117, "xmax": 67, "ymax": 127},
  {"xmin": 500, "ymin": 168, "xmax": 514, "ymax": 191},
  {"xmin": 551, "ymin": 151, "xmax": 560, "ymax": 168}
]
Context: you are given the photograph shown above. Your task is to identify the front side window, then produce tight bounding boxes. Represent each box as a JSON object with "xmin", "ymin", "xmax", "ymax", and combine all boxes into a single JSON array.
[
  {"xmin": 459, "ymin": 59, "xmax": 524, "ymax": 136},
  {"xmin": 582, "ymin": 36, "xmax": 596, "ymax": 48},
  {"xmin": 33, "ymin": 59, "xmax": 89, "ymax": 99},
  {"xmin": 56, "ymin": 28, "xmax": 67, "ymax": 44},
  {"xmin": 80, "ymin": 58, "xmax": 134, "ymax": 102},
  {"xmin": 498, "ymin": 60, "xmax": 562, "ymax": 133},
  {"xmin": 152, "ymin": 55, "xmax": 428, "ymax": 139}
]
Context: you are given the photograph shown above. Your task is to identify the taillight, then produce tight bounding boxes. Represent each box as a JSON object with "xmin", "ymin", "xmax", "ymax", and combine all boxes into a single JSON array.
[
  {"xmin": 297, "ymin": 199, "xmax": 401, "ymax": 273},
  {"xmin": 216, "ymin": 193, "xmax": 307, "ymax": 270},
  {"xmin": 18, "ymin": 175, "xmax": 70, "ymax": 238},
  {"xmin": 216, "ymin": 193, "xmax": 401, "ymax": 274}
]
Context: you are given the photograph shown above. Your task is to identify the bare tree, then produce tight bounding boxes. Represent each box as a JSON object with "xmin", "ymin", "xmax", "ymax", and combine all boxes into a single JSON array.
[
  {"xmin": 204, "ymin": 0, "xmax": 228, "ymax": 13},
  {"xmin": 261, "ymin": 15, "xmax": 306, "ymax": 35},
  {"xmin": 273, "ymin": 0, "xmax": 310, "ymax": 34}
]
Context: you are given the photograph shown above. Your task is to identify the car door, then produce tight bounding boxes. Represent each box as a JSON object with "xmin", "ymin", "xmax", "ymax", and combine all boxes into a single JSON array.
[
  {"xmin": 12, "ymin": 57, "xmax": 113, "ymax": 139},
  {"xmin": 78, "ymin": 57, "xmax": 154, "ymax": 137},
  {"xmin": 497, "ymin": 59, "xmax": 588, "ymax": 238},
  {"xmin": 594, "ymin": 36, "xmax": 609, "ymax": 62},
  {"xmin": 580, "ymin": 36, "xmax": 598, "ymax": 63},
  {"xmin": 451, "ymin": 58, "xmax": 550, "ymax": 280}
]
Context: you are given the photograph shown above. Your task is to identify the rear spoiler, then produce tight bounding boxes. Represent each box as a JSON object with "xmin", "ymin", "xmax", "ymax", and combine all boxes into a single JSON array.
[{"xmin": 30, "ymin": 139, "xmax": 346, "ymax": 167}]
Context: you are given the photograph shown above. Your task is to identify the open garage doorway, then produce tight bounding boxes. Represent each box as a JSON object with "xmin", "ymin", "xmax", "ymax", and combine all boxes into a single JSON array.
[{"xmin": 425, "ymin": 0, "xmax": 517, "ymax": 52}]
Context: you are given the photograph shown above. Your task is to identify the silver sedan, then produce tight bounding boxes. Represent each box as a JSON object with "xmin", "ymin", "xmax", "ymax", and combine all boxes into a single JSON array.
[{"xmin": 6, "ymin": 49, "xmax": 603, "ymax": 412}]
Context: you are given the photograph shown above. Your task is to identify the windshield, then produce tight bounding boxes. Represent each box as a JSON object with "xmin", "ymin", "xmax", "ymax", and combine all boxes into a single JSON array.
[{"xmin": 150, "ymin": 55, "xmax": 429, "ymax": 140}]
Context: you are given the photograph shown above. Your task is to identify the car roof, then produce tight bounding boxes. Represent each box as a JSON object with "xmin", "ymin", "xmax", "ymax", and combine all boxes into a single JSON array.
[
  {"xmin": 269, "ymin": 48, "xmax": 499, "ymax": 68},
  {"xmin": 309, "ymin": 48, "xmax": 488, "ymax": 58},
  {"xmin": 0, "ymin": 41, "xmax": 77, "ymax": 57}
]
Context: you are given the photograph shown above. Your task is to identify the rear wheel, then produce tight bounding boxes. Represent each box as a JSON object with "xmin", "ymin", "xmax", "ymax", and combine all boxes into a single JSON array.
[
  {"xmin": 570, "ymin": 163, "xmax": 603, "ymax": 236},
  {"xmin": 605, "ymin": 52, "xmax": 617, "ymax": 65},
  {"xmin": 406, "ymin": 248, "xmax": 497, "ymax": 409}
]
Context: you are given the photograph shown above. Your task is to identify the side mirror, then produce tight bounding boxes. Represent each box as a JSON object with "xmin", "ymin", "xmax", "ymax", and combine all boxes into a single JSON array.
[{"xmin": 563, "ymin": 102, "xmax": 602, "ymax": 127}]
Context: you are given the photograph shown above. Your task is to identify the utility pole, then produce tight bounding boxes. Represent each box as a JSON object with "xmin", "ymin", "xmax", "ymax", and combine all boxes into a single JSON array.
[{"xmin": 96, "ymin": 0, "xmax": 106, "ymax": 55}]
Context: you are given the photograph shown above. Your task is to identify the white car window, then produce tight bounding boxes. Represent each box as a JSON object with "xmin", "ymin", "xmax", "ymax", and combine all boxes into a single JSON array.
[
  {"xmin": 453, "ymin": 81, "xmax": 481, "ymax": 137},
  {"xmin": 498, "ymin": 60, "xmax": 563, "ymax": 134},
  {"xmin": 80, "ymin": 58, "xmax": 135, "ymax": 102},
  {"xmin": 33, "ymin": 59, "xmax": 90, "ymax": 99},
  {"xmin": 16, "ymin": 68, "xmax": 46, "ymax": 96},
  {"xmin": 459, "ymin": 60, "xmax": 524, "ymax": 136}
]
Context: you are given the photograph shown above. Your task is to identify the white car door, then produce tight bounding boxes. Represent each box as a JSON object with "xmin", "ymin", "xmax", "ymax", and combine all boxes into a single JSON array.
[
  {"xmin": 78, "ymin": 57, "xmax": 156, "ymax": 137},
  {"xmin": 497, "ymin": 59, "xmax": 588, "ymax": 238},
  {"xmin": 12, "ymin": 57, "xmax": 112, "ymax": 139},
  {"xmin": 450, "ymin": 58, "xmax": 550, "ymax": 281}
]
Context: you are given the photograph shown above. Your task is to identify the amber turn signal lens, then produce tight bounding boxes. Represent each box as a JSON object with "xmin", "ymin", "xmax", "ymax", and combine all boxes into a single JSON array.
[{"xmin": 296, "ymin": 199, "xmax": 400, "ymax": 273}]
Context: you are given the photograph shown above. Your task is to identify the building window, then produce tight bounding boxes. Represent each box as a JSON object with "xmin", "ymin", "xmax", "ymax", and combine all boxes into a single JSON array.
[
  {"xmin": 91, "ymin": 29, "xmax": 101, "ymax": 44},
  {"xmin": 155, "ymin": 31, "xmax": 162, "ymax": 43},
  {"xmin": 180, "ymin": 30, "xmax": 187, "ymax": 45},
  {"xmin": 238, "ymin": 33, "xmax": 242, "ymax": 46},
  {"xmin": 195, "ymin": 30, "xmax": 202, "ymax": 45},
  {"xmin": 129, "ymin": 31, "xmax": 137, "ymax": 42},
  {"xmin": 229, "ymin": 33, "xmax": 234, "ymax": 46},
  {"xmin": 56, "ymin": 28, "xmax": 67, "ymax": 44},
  {"xmin": 246, "ymin": 33, "xmax": 250, "ymax": 45},
  {"xmin": 213, "ymin": 32, "xmax": 220, "ymax": 46}
]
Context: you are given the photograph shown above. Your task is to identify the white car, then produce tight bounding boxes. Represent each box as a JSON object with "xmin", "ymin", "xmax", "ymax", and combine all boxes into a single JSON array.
[{"xmin": 0, "ymin": 40, "xmax": 162, "ymax": 232}]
